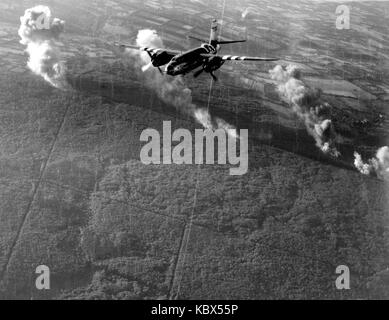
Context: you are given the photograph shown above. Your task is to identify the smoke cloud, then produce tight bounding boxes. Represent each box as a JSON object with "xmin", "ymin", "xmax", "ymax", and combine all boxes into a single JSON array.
[
  {"xmin": 269, "ymin": 65, "xmax": 340, "ymax": 157},
  {"xmin": 18, "ymin": 5, "xmax": 67, "ymax": 89},
  {"xmin": 241, "ymin": 7, "xmax": 252, "ymax": 20},
  {"xmin": 126, "ymin": 29, "xmax": 238, "ymax": 137},
  {"xmin": 354, "ymin": 146, "xmax": 389, "ymax": 180},
  {"xmin": 194, "ymin": 109, "xmax": 239, "ymax": 139},
  {"xmin": 125, "ymin": 29, "xmax": 197, "ymax": 114}
]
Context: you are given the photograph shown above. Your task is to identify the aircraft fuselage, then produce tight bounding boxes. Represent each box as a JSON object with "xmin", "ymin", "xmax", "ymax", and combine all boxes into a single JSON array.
[{"xmin": 165, "ymin": 44, "xmax": 215, "ymax": 76}]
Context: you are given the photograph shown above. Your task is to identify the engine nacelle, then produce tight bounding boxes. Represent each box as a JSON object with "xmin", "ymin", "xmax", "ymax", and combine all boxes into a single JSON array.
[
  {"xmin": 203, "ymin": 56, "xmax": 225, "ymax": 73},
  {"xmin": 151, "ymin": 51, "xmax": 172, "ymax": 67}
]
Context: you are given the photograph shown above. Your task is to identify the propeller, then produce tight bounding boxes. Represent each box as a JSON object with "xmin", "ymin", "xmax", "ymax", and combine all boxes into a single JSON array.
[
  {"xmin": 141, "ymin": 62, "xmax": 153, "ymax": 72},
  {"xmin": 210, "ymin": 71, "xmax": 218, "ymax": 82},
  {"xmin": 144, "ymin": 51, "xmax": 164, "ymax": 74},
  {"xmin": 193, "ymin": 67, "xmax": 218, "ymax": 81},
  {"xmin": 193, "ymin": 68, "xmax": 204, "ymax": 78}
]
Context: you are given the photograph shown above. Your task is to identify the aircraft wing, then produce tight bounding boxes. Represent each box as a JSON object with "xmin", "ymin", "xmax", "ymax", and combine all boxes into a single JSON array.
[
  {"xmin": 114, "ymin": 42, "xmax": 181, "ymax": 57},
  {"xmin": 200, "ymin": 53, "xmax": 279, "ymax": 61}
]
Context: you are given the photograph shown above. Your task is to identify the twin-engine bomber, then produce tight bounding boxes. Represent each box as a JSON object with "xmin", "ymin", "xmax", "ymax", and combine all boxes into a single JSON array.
[{"xmin": 115, "ymin": 19, "xmax": 279, "ymax": 81}]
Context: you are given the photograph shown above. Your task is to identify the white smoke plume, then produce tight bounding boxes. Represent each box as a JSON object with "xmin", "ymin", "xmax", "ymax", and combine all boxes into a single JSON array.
[
  {"xmin": 215, "ymin": 117, "xmax": 240, "ymax": 139},
  {"xmin": 241, "ymin": 7, "xmax": 252, "ymax": 20},
  {"xmin": 269, "ymin": 65, "xmax": 340, "ymax": 157},
  {"xmin": 193, "ymin": 109, "xmax": 239, "ymax": 138},
  {"xmin": 125, "ymin": 29, "xmax": 197, "ymax": 113},
  {"xmin": 194, "ymin": 108, "xmax": 213, "ymax": 130},
  {"xmin": 18, "ymin": 6, "xmax": 67, "ymax": 89},
  {"xmin": 126, "ymin": 29, "xmax": 238, "ymax": 137},
  {"xmin": 354, "ymin": 146, "xmax": 389, "ymax": 180}
]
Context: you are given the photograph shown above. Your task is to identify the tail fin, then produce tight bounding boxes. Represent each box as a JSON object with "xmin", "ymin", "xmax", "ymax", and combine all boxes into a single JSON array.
[
  {"xmin": 187, "ymin": 19, "xmax": 247, "ymax": 50},
  {"xmin": 209, "ymin": 19, "xmax": 219, "ymax": 49},
  {"xmin": 217, "ymin": 40, "xmax": 246, "ymax": 44},
  {"xmin": 209, "ymin": 19, "xmax": 246, "ymax": 48}
]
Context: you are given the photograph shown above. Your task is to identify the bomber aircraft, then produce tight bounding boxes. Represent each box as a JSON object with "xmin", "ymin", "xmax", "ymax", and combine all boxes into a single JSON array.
[{"xmin": 115, "ymin": 19, "xmax": 278, "ymax": 81}]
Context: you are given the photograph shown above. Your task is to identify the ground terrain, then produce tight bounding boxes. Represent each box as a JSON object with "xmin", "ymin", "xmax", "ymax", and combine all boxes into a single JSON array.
[{"xmin": 0, "ymin": 0, "xmax": 388, "ymax": 299}]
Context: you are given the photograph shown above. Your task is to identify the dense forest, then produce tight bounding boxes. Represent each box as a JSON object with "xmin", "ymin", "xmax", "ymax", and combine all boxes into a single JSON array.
[{"xmin": 0, "ymin": 65, "xmax": 388, "ymax": 299}]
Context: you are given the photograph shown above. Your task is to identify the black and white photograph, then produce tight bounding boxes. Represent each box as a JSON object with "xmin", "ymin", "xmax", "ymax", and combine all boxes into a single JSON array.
[{"xmin": 0, "ymin": 0, "xmax": 388, "ymax": 305}]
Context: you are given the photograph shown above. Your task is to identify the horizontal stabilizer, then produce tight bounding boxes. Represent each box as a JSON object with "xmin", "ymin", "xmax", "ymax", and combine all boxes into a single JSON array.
[
  {"xmin": 187, "ymin": 36, "xmax": 246, "ymax": 45},
  {"xmin": 217, "ymin": 40, "xmax": 247, "ymax": 44},
  {"xmin": 187, "ymin": 35, "xmax": 208, "ymax": 43}
]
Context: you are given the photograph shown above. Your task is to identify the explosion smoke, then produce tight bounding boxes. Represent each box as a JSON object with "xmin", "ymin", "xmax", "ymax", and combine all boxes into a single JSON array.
[
  {"xmin": 125, "ymin": 29, "xmax": 197, "ymax": 113},
  {"xmin": 126, "ymin": 29, "xmax": 238, "ymax": 137},
  {"xmin": 354, "ymin": 146, "xmax": 389, "ymax": 180},
  {"xmin": 194, "ymin": 108, "xmax": 213, "ymax": 130},
  {"xmin": 18, "ymin": 6, "xmax": 67, "ymax": 89},
  {"xmin": 241, "ymin": 8, "xmax": 252, "ymax": 20},
  {"xmin": 269, "ymin": 64, "xmax": 340, "ymax": 157},
  {"xmin": 194, "ymin": 109, "xmax": 239, "ymax": 139}
]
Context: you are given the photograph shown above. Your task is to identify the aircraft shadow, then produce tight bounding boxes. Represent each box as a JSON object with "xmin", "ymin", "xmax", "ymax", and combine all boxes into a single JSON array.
[{"xmin": 68, "ymin": 72, "xmax": 360, "ymax": 174}]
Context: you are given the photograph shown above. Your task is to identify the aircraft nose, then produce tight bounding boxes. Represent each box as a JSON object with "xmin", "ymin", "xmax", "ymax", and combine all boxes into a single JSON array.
[
  {"xmin": 165, "ymin": 63, "xmax": 172, "ymax": 74},
  {"xmin": 165, "ymin": 62, "xmax": 176, "ymax": 75}
]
